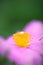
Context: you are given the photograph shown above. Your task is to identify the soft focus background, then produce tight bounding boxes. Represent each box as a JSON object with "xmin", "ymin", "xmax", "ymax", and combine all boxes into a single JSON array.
[
  {"xmin": 0, "ymin": 0, "xmax": 43, "ymax": 38},
  {"xmin": 0, "ymin": 0, "xmax": 43, "ymax": 65}
]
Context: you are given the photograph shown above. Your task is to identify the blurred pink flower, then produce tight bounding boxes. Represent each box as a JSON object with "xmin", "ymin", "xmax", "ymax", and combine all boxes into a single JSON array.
[{"xmin": 2, "ymin": 20, "xmax": 43, "ymax": 65}]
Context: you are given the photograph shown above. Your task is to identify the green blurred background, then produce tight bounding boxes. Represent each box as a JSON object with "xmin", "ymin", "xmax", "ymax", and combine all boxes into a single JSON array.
[{"xmin": 0, "ymin": 0, "xmax": 43, "ymax": 38}]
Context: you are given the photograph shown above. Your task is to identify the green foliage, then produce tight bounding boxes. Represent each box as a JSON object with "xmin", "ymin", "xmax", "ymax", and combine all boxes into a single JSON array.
[{"xmin": 0, "ymin": 56, "xmax": 14, "ymax": 65}]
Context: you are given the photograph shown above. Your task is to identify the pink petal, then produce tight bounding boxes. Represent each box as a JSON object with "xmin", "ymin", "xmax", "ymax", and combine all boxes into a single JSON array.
[
  {"xmin": 23, "ymin": 20, "xmax": 43, "ymax": 55},
  {"xmin": 29, "ymin": 41, "xmax": 43, "ymax": 56},
  {"xmin": 7, "ymin": 46, "xmax": 42, "ymax": 65},
  {"xmin": 24, "ymin": 20, "xmax": 43, "ymax": 40},
  {"xmin": 1, "ymin": 36, "xmax": 16, "ymax": 55}
]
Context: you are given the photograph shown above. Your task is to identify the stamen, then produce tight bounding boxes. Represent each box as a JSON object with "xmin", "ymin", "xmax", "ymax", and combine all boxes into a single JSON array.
[{"xmin": 13, "ymin": 32, "xmax": 31, "ymax": 47}]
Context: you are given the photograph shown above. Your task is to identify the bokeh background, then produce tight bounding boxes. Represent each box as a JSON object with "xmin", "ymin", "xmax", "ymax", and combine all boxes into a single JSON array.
[
  {"xmin": 0, "ymin": 0, "xmax": 43, "ymax": 65},
  {"xmin": 0, "ymin": 0, "xmax": 43, "ymax": 38}
]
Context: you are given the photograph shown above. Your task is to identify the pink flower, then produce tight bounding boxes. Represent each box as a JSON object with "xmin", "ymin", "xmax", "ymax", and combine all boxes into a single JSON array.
[{"xmin": 2, "ymin": 20, "xmax": 43, "ymax": 65}]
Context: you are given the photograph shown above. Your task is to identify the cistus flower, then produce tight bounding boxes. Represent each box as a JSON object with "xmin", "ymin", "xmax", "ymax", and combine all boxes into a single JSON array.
[
  {"xmin": 0, "ymin": 36, "xmax": 5, "ymax": 55},
  {"xmin": 2, "ymin": 20, "xmax": 43, "ymax": 65}
]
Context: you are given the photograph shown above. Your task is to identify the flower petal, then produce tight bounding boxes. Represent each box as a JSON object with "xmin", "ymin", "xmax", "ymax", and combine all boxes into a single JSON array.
[
  {"xmin": 24, "ymin": 20, "xmax": 43, "ymax": 55},
  {"xmin": 29, "ymin": 41, "xmax": 43, "ymax": 56},
  {"xmin": 24, "ymin": 20, "xmax": 42, "ymax": 40},
  {"xmin": 7, "ymin": 46, "xmax": 42, "ymax": 65},
  {"xmin": 1, "ymin": 36, "xmax": 16, "ymax": 55}
]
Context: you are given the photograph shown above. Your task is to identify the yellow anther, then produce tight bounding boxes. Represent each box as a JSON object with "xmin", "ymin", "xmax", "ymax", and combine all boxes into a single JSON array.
[{"xmin": 13, "ymin": 32, "xmax": 31, "ymax": 47}]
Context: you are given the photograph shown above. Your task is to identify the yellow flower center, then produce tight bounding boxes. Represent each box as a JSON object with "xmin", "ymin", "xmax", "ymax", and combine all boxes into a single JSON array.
[{"xmin": 13, "ymin": 32, "xmax": 31, "ymax": 47}]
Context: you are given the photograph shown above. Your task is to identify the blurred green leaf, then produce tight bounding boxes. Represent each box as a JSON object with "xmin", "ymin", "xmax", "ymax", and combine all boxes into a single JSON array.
[
  {"xmin": 4, "ymin": 61, "xmax": 13, "ymax": 65},
  {"xmin": 0, "ymin": 56, "xmax": 6, "ymax": 65},
  {"xmin": 0, "ymin": 56, "xmax": 13, "ymax": 65}
]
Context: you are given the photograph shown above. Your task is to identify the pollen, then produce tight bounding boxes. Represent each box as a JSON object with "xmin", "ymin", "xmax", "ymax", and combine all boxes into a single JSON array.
[{"xmin": 13, "ymin": 32, "xmax": 31, "ymax": 47}]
